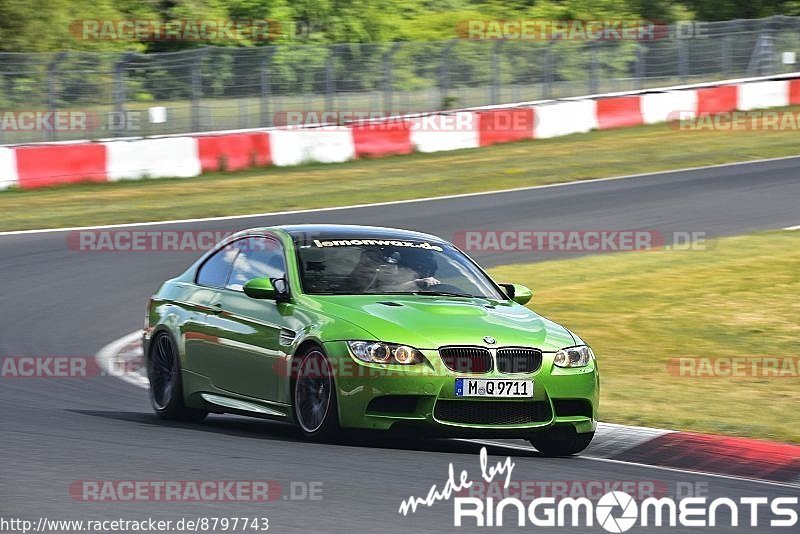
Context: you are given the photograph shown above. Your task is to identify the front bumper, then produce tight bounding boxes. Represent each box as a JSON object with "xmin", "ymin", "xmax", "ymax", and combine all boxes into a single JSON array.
[{"xmin": 323, "ymin": 341, "xmax": 599, "ymax": 437}]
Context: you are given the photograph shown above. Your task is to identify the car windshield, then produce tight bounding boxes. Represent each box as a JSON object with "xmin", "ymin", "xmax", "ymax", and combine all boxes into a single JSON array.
[{"xmin": 295, "ymin": 238, "xmax": 505, "ymax": 298}]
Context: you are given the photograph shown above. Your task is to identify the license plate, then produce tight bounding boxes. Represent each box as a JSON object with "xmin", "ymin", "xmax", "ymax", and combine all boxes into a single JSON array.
[{"xmin": 455, "ymin": 378, "xmax": 533, "ymax": 398}]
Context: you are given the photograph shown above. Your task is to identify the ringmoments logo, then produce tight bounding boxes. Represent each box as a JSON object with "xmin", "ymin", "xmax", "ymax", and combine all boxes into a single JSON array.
[{"xmin": 398, "ymin": 448, "xmax": 799, "ymax": 530}]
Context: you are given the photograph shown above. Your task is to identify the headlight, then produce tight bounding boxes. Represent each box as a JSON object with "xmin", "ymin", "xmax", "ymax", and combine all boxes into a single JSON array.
[
  {"xmin": 553, "ymin": 346, "xmax": 594, "ymax": 368},
  {"xmin": 347, "ymin": 341, "xmax": 423, "ymax": 365}
]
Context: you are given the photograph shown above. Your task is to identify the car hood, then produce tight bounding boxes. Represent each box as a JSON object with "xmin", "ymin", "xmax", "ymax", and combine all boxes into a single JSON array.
[{"xmin": 308, "ymin": 295, "xmax": 575, "ymax": 350}]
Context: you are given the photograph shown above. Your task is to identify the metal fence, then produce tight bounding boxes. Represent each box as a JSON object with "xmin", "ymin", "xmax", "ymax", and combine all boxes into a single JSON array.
[{"xmin": 2, "ymin": 16, "xmax": 800, "ymax": 144}]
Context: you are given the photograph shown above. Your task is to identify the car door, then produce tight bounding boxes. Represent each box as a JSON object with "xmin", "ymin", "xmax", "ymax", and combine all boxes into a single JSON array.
[
  {"xmin": 202, "ymin": 235, "xmax": 289, "ymax": 402},
  {"xmin": 182, "ymin": 243, "xmax": 238, "ymax": 382}
]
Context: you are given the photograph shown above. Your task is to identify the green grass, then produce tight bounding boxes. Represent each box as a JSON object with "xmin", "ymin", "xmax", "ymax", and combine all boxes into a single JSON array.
[
  {"xmin": 5, "ymin": 107, "xmax": 800, "ymax": 231},
  {"xmin": 488, "ymin": 231, "xmax": 800, "ymax": 443}
]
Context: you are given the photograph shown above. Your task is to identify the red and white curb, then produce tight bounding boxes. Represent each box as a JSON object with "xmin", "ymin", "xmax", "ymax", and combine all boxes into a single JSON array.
[
  {"xmin": 96, "ymin": 330, "xmax": 147, "ymax": 388},
  {"xmin": 598, "ymin": 430, "xmax": 800, "ymax": 485},
  {"xmin": 97, "ymin": 331, "xmax": 800, "ymax": 487}
]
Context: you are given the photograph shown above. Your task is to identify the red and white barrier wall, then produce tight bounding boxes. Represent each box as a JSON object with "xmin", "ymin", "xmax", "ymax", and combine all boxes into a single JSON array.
[
  {"xmin": 107, "ymin": 137, "xmax": 201, "ymax": 181},
  {"xmin": 3, "ymin": 76, "xmax": 800, "ymax": 190},
  {"xmin": 0, "ymin": 147, "xmax": 18, "ymax": 190}
]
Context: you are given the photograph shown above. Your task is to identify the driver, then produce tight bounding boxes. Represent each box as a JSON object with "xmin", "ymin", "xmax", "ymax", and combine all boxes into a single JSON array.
[
  {"xmin": 394, "ymin": 248, "xmax": 440, "ymax": 289},
  {"xmin": 347, "ymin": 246, "xmax": 440, "ymax": 292}
]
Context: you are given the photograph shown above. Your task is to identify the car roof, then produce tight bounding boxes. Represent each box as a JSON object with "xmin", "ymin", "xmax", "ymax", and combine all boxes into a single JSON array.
[{"xmin": 270, "ymin": 224, "xmax": 448, "ymax": 244}]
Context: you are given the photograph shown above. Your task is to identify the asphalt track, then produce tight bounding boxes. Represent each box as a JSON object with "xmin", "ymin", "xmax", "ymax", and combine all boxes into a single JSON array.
[{"xmin": 1, "ymin": 157, "xmax": 799, "ymax": 533}]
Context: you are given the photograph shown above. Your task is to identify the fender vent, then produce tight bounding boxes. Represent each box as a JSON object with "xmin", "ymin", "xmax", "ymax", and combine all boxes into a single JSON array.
[{"xmin": 279, "ymin": 329, "xmax": 297, "ymax": 345}]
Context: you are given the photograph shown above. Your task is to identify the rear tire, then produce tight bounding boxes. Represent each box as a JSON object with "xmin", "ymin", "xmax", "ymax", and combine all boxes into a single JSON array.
[
  {"xmin": 529, "ymin": 428, "xmax": 594, "ymax": 457},
  {"xmin": 147, "ymin": 332, "xmax": 207, "ymax": 422},
  {"xmin": 293, "ymin": 348, "xmax": 340, "ymax": 441}
]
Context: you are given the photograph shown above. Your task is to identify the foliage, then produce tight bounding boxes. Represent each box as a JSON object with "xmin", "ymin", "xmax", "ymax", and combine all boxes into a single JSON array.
[{"xmin": 1, "ymin": 0, "xmax": 789, "ymax": 52}]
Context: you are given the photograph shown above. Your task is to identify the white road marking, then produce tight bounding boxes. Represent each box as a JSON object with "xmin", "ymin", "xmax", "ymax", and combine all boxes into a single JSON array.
[
  {"xmin": 467, "ymin": 439, "xmax": 800, "ymax": 490},
  {"xmin": 3, "ymin": 154, "xmax": 800, "ymax": 236},
  {"xmin": 579, "ymin": 456, "xmax": 800, "ymax": 490},
  {"xmin": 784, "ymin": 225, "xmax": 800, "ymax": 230}
]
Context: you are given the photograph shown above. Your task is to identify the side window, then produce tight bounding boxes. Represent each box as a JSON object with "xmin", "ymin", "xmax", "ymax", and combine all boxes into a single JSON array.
[
  {"xmin": 196, "ymin": 246, "xmax": 239, "ymax": 288},
  {"xmin": 226, "ymin": 237, "xmax": 286, "ymax": 291}
]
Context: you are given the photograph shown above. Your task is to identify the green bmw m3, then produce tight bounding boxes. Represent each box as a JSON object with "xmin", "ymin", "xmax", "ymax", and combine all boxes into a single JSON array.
[{"xmin": 144, "ymin": 224, "xmax": 599, "ymax": 455}]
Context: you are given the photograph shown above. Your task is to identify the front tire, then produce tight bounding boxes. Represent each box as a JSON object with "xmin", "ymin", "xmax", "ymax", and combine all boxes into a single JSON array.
[
  {"xmin": 147, "ymin": 332, "xmax": 207, "ymax": 422},
  {"xmin": 293, "ymin": 348, "xmax": 340, "ymax": 441},
  {"xmin": 529, "ymin": 428, "xmax": 594, "ymax": 457}
]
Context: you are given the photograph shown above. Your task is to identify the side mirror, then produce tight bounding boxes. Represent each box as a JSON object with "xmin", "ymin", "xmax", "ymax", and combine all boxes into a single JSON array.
[
  {"xmin": 500, "ymin": 283, "xmax": 533, "ymax": 305},
  {"xmin": 243, "ymin": 277, "xmax": 277, "ymax": 300}
]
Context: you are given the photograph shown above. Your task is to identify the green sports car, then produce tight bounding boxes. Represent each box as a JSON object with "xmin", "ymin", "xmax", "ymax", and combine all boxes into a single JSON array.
[{"xmin": 144, "ymin": 224, "xmax": 599, "ymax": 455}]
